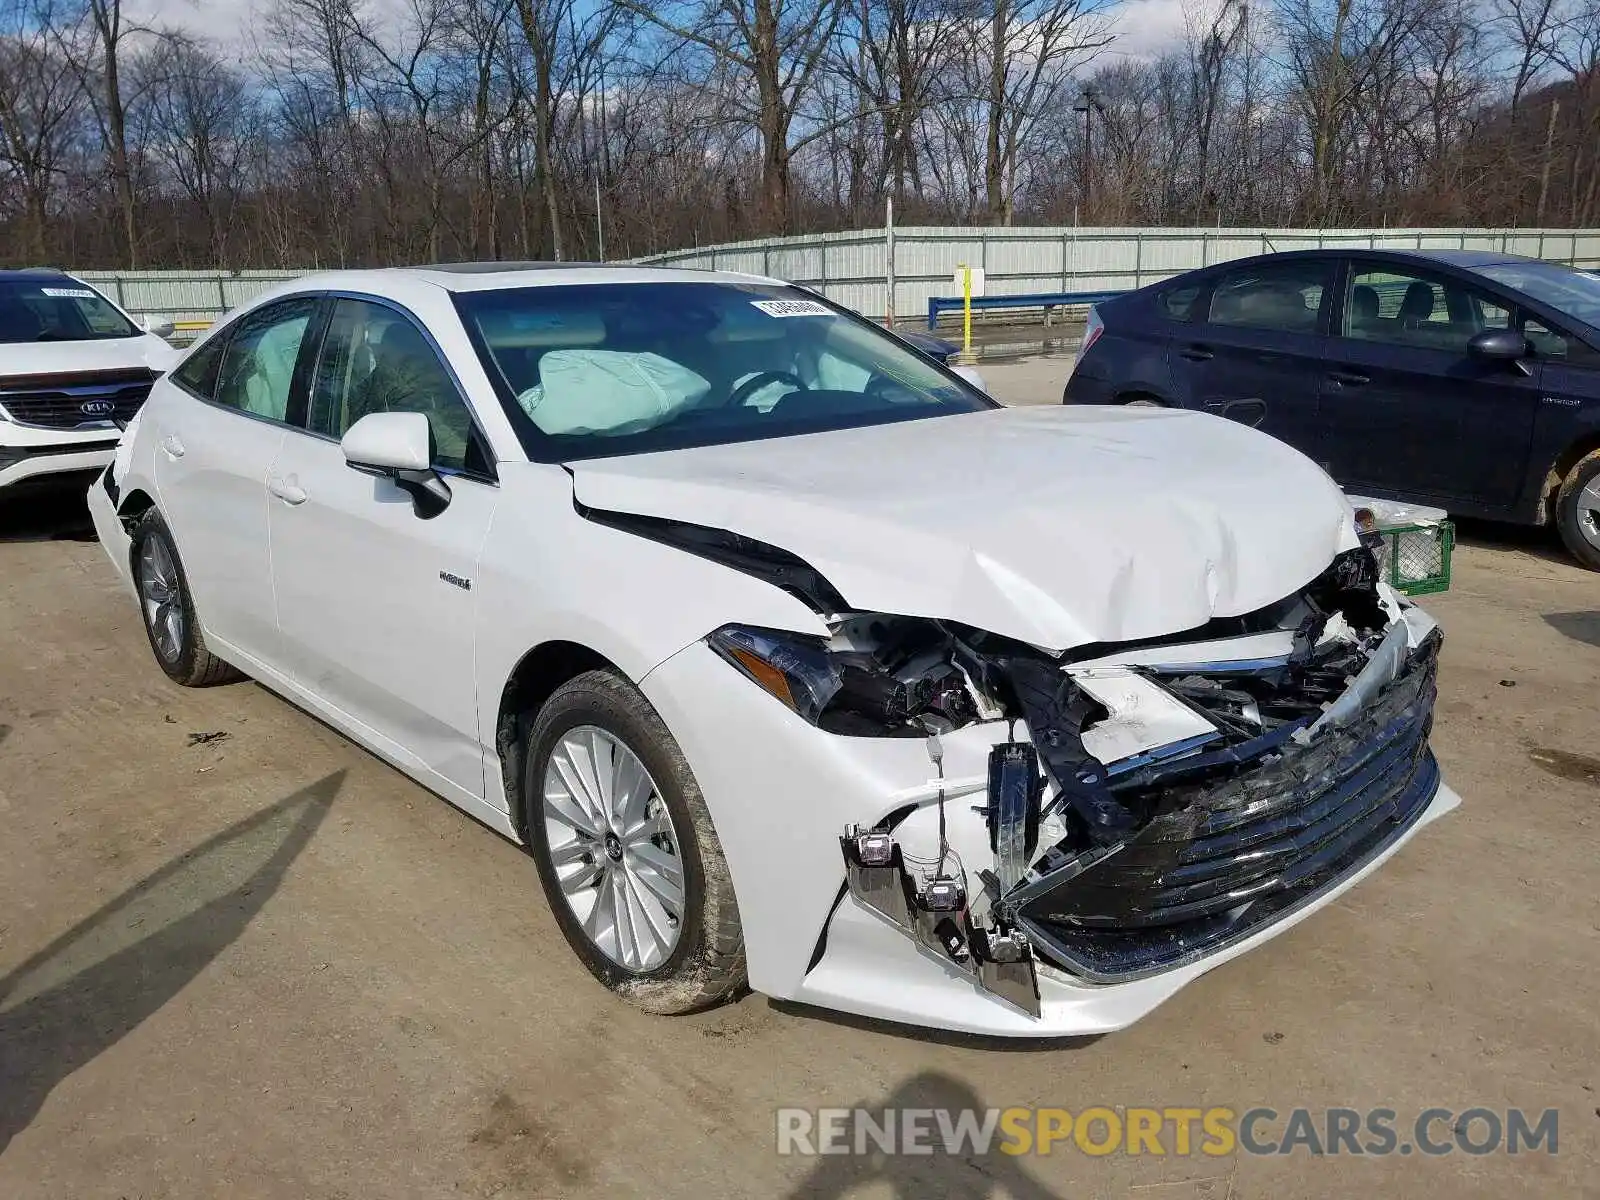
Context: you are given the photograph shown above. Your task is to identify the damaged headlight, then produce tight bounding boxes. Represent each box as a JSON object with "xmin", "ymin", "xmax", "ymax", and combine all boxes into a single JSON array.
[
  {"xmin": 706, "ymin": 620, "xmax": 983, "ymax": 734},
  {"xmin": 707, "ymin": 626, "xmax": 842, "ymax": 723}
]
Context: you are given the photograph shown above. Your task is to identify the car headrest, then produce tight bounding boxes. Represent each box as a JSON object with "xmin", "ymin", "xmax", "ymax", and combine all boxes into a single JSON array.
[
  {"xmin": 1352, "ymin": 285, "xmax": 1380, "ymax": 321},
  {"xmin": 1399, "ymin": 281, "xmax": 1435, "ymax": 322}
]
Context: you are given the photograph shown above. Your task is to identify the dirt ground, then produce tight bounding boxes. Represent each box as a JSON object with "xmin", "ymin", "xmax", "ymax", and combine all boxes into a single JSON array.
[{"xmin": 2, "ymin": 375, "xmax": 1598, "ymax": 1197}]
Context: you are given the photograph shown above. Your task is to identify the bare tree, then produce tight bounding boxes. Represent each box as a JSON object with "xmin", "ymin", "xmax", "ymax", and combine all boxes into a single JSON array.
[
  {"xmin": 961, "ymin": 0, "xmax": 1113, "ymax": 224},
  {"xmin": 51, "ymin": 0, "xmax": 142, "ymax": 264},
  {"xmin": 1, "ymin": 0, "xmax": 1599, "ymax": 269},
  {"xmin": 138, "ymin": 34, "xmax": 254, "ymax": 264},
  {"xmin": 0, "ymin": 1, "xmax": 84, "ymax": 260},
  {"xmin": 616, "ymin": 0, "xmax": 845, "ymax": 230}
]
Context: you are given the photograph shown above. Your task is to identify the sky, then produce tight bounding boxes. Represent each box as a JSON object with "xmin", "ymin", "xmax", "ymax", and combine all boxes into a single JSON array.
[
  {"xmin": 1108, "ymin": 0, "xmax": 1193, "ymax": 62},
  {"xmin": 128, "ymin": 0, "xmax": 1196, "ymax": 65}
]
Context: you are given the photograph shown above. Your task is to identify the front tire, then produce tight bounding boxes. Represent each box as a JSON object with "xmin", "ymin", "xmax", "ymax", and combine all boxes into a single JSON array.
[
  {"xmin": 524, "ymin": 670, "xmax": 746, "ymax": 1014},
  {"xmin": 1555, "ymin": 450, "xmax": 1600, "ymax": 571},
  {"xmin": 129, "ymin": 509, "xmax": 241, "ymax": 686}
]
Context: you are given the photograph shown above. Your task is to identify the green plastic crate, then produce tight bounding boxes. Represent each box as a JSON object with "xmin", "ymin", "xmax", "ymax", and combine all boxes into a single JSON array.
[{"xmin": 1372, "ymin": 521, "xmax": 1454, "ymax": 595}]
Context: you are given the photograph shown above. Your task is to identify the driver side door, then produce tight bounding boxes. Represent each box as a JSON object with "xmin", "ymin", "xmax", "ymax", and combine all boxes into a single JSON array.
[{"xmin": 267, "ymin": 296, "xmax": 501, "ymax": 798}]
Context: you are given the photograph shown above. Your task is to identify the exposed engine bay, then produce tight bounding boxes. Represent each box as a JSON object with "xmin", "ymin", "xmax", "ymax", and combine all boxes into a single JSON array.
[{"xmin": 706, "ymin": 543, "xmax": 1441, "ymax": 1019}]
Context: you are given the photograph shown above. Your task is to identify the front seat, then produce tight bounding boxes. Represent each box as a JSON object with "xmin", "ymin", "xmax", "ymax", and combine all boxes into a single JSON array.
[
  {"xmin": 1398, "ymin": 281, "xmax": 1435, "ymax": 326},
  {"xmin": 1351, "ymin": 284, "xmax": 1380, "ymax": 327},
  {"xmin": 351, "ymin": 320, "xmax": 437, "ymax": 419}
]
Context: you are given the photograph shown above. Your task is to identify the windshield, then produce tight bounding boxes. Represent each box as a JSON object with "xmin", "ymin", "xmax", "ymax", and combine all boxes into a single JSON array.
[
  {"xmin": 0, "ymin": 277, "xmax": 140, "ymax": 343},
  {"xmin": 1476, "ymin": 261, "xmax": 1600, "ymax": 329},
  {"xmin": 454, "ymin": 282, "xmax": 991, "ymax": 460}
]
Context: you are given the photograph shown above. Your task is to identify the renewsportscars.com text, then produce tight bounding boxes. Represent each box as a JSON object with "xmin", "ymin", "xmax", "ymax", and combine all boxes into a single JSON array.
[{"xmin": 775, "ymin": 1106, "xmax": 1559, "ymax": 1158}]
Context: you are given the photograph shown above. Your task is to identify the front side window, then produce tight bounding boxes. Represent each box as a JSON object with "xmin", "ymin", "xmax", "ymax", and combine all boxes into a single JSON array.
[
  {"xmin": 0, "ymin": 277, "xmax": 140, "ymax": 343},
  {"xmin": 1206, "ymin": 261, "xmax": 1330, "ymax": 333},
  {"xmin": 1342, "ymin": 268, "xmax": 1511, "ymax": 352},
  {"xmin": 308, "ymin": 298, "xmax": 479, "ymax": 472},
  {"xmin": 214, "ymin": 298, "xmax": 318, "ymax": 421},
  {"xmin": 454, "ymin": 282, "xmax": 991, "ymax": 460}
]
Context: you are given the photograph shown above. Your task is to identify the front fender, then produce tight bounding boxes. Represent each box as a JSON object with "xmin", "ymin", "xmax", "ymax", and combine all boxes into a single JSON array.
[{"xmin": 473, "ymin": 464, "xmax": 830, "ymax": 799}]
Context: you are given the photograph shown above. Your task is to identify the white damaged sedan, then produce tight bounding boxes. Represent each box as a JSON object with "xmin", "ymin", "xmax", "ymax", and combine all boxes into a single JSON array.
[{"xmin": 89, "ymin": 264, "xmax": 1458, "ymax": 1036}]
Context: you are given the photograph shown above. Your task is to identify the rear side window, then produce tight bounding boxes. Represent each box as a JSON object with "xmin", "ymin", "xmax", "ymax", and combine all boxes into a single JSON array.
[
  {"xmin": 214, "ymin": 298, "xmax": 318, "ymax": 422},
  {"xmin": 1160, "ymin": 283, "xmax": 1203, "ymax": 321},
  {"xmin": 1207, "ymin": 261, "xmax": 1331, "ymax": 333},
  {"xmin": 172, "ymin": 332, "xmax": 228, "ymax": 399}
]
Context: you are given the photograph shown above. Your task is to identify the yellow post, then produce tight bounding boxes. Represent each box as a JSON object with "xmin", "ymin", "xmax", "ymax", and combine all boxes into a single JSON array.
[{"xmin": 961, "ymin": 264, "xmax": 973, "ymax": 362}]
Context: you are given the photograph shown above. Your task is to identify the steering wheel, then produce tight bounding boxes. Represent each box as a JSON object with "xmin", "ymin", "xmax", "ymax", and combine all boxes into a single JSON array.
[{"xmin": 727, "ymin": 370, "xmax": 807, "ymax": 408}]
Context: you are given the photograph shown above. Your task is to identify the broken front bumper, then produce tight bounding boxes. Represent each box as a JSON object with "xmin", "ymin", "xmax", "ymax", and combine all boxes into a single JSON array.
[
  {"xmin": 640, "ymin": 622, "xmax": 1455, "ymax": 1038},
  {"xmin": 1012, "ymin": 630, "xmax": 1440, "ymax": 984}
]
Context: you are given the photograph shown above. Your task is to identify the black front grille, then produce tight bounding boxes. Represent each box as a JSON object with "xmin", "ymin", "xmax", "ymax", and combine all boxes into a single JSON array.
[
  {"xmin": 1016, "ymin": 637, "xmax": 1441, "ymax": 982},
  {"xmin": 0, "ymin": 369, "xmax": 155, "ymax": 429}
]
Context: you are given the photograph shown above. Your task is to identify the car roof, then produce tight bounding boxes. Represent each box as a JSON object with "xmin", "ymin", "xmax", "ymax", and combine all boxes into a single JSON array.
[
  {"xmin": 1369, "ymin": 248, "xmax": 1540, "ymax": 269},
  {"xmin": 1209, "ymin": 247, "xmax": 1540, "ymax": 271},
  {"xmin": 0, "ymin": 267, "xmax": 73, "ymax": 279},
  {"xmin": 284, "ymin": 262, "xmax": 784, "ymax": 295}
]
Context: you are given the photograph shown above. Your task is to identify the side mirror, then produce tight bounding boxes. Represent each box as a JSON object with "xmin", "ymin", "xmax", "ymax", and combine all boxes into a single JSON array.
[
  {"xmin": 140, "ymin": 315, "xmax": 176, "ymax": 339},
  {"xmin": 951, "ymin": 364, "xmax": 988, "ymax": 393},
  {"xmin": 1467, "ymin": 327, "xmax": 1530, "ymax": 369},
  {"xmin": 341, "ymin": 411, "xmax": 451, "ymax": 518}
]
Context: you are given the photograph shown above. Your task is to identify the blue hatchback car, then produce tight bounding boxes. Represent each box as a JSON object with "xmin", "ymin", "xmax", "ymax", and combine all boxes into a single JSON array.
[{"xmin": 1064, "ymin": 249, "xmax": 1600, "ymax": 569}]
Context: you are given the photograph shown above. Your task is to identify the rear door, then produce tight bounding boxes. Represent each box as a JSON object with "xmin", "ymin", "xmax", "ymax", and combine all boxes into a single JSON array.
[
  {"xmin": 267, "ymin": 296, "xmax": 500, "ymax": 797},
  {"xmin": 1317, "ymin": 261, "xmax": 1540, "ymax": 508},
  {"xmin": 1166, "ymin": 257, "xmax": 1334, "ymax": 457},
  {"xmin": 152, "ymin": 296, "xmax": 320, "ymax": 670}
]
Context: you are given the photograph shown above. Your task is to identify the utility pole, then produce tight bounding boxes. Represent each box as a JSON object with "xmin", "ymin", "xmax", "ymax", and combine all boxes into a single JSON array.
[
  {"xmin": 885, "ymin": 192, "xmax": 895, "ymax": 327},
  {"xmin": 1073, "ymin": 85, "xmax": 1099, "ymax": 219}
]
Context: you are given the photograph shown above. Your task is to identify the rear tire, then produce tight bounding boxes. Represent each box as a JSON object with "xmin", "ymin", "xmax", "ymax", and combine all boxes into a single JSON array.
[
  {"xmin": 1555, "ymin": 450, "xmax": 1600, "ymax": 571},
  {"xmin": 1121, "ymin": 393, "xmax": 1165, "ymax": 408},
  {"xmin": 129, "ymin": 509, "xmax": 242, "ymax": 686},
  {"xmin": 523, "ymin": 669, "xmax": 746, "ymax": 1014}
]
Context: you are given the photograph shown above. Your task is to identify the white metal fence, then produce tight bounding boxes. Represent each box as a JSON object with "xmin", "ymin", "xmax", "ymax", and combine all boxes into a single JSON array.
[
  {"xmin": 77, "ymin": 270, "xmax": 300, "ymax": 333},
  {"xmin": 66, "ymin": 226, "xmax": 1600, "ymax": 333},
  {"xmin": 638, "ymin": 226, "xmax": 1600, "ymax": 322}
]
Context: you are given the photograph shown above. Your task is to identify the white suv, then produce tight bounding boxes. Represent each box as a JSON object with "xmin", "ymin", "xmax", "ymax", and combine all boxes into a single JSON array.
[{"xmin": 0, "ymin": 269, "xmax": 178, "ymax": 495}]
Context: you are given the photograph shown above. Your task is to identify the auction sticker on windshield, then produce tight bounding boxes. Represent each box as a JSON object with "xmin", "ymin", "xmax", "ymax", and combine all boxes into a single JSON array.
[{"xmin": 751, "ymin": 299, "xmax": 832, "ymax": 317}]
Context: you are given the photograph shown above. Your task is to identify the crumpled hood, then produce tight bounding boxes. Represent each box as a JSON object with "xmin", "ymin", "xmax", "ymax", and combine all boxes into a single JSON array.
[{"xmin": 568, "ymin": 405, "xmax": 1358, "ymax": 651}]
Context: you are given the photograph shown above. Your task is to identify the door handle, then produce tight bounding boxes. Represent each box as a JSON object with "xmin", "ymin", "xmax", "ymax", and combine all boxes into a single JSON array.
[
  {"xmin": 267, "ymin": 476, "xmax": 308, "ymax": 505},
  {"xmin": 1327, "ymin": 370, "xmax": 1370, "ymax": 386},
  {"xmin": 159, "ymin": 434, "xmax": 185, "ymax": 459},
  {"xmin": 1179, "ymin": 345, "xmax": 1214, "ymax": 362}
]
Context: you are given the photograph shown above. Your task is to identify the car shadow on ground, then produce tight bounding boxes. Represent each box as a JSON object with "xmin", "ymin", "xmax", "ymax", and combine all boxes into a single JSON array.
[
  {"xmin": 0, "ymin": 486, "xmax": 98, "ymax": 543},
  {"xmin": 785, "ymin": 1070, "xmax": 1064, "ymax": 1198},
  {"xmin": 1543, "ymin": 611, "xmax": 1600, "ymax": 649},
  {"xmin": 1449, "ymin": 517, "xmax": 1574, "ymax": 569},
  {"xmin": 0, "ymin": 771, "xmax": 342, "ymax": 1156}
]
